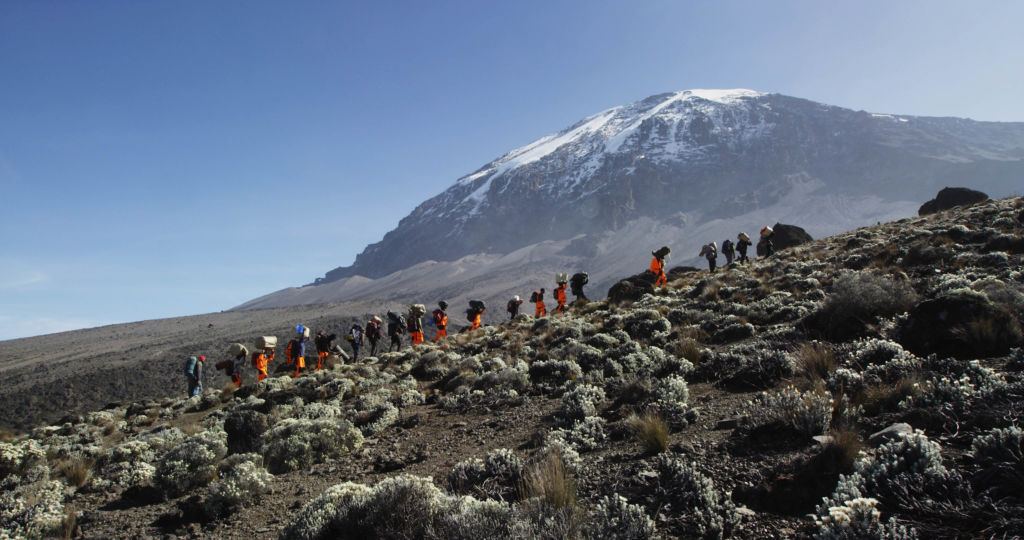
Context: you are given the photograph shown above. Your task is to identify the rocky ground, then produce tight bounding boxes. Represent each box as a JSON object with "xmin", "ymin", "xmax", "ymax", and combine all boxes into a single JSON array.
[{"xmin": 2, "ymin": 197, "xmax": 1022, "ymax": 539}]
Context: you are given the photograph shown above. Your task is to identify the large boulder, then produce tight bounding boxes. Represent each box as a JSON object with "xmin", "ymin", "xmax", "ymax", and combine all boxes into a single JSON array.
[
  {"xmin": 607, "ymin": 272, "xmax": 657, "ymax": 304},
  {"xmin": 918, "ymin": 187, "xmax": 989, "ymax": 216},
  {"xmin": 900, "ymin": 293, "xmax": 1023, "ymax": 359},
  {"xmin": 770, "ymin": 223, "xmax": 813, "ymax": 251}
]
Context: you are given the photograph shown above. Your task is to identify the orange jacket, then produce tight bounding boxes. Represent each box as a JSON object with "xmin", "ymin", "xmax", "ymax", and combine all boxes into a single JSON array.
[
  {"xmin": 650, "ymin": 257, "xmax": 665, "ymax": 275},
  {"xmin": 470, "ymin": 312, "xmax": 482, "ymax": 329},
  {"xmin": 555, "ymin": 285, "xmax": 567, "ymax": 305},
  {"xmin": 252, "ymin": 351, "xmax": 274, "ymax": 371}
]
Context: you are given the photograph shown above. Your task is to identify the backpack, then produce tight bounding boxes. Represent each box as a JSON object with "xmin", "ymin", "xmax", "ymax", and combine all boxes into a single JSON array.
[
  {"xmin": 469, "ymin": 300, "xmax": 486, "ymax": 312},
  {"xmin": 286, "ymin": 339, "xmax": 298, "ymax": 360},
  {"xmin": 183, "ymin": 356, "xmax": 198, "ymax": 377},
  {"xmin": 529, "ymin": 291, "xmax": 539, "ymax": 303},
  {"xmin": 722, "ymin": 240, "xmax": 734, "ymax": 253},
  {"xmin": 507, "ymin": 299, "xmax": 520, "ymax": 313},
  {"xmin": 432, "ymin": 309, "xmax": 446, "ymax": 326}
]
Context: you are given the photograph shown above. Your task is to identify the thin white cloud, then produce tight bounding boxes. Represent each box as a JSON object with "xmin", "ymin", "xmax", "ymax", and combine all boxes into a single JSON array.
[{"xmin": 0, "ymin": 271, "xmax": 48, "ymax": 290}]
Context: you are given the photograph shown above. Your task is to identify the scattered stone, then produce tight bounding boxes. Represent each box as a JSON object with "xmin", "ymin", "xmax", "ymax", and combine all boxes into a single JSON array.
[
  {"xmin": 716, "ymin": 417, "xmax": 742, "ymax": 430},
  {"xmin": 869, "ymin": 423, "xmax": 913, "ymax": 445},
  {"xmin": 812, "ymin": 435, "xmax": 834, "ymax": 446}
]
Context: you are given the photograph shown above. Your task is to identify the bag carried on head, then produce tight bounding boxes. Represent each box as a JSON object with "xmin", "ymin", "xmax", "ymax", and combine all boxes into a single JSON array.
[
  {"xmin": 760, "ymin": 226, "xmax": 773, "ymax": 238},
  {"xmin": 409, "ymin": 304, "xmax": 426, "ymax": 318},
  {"xmin": 653, "ymin": 246, "xmax": 671, "ymax": 259},
  {"xmin": 738, "ymin": 232, "xmax": 750, "ymax": 243},
  {"xmin": 555, "ymin": 272, "xmax": 568, "ymax": 284},
  {"xmin": 228, "ymin": 343, "xmax": 248, "ymax": 357},
  {"xmin": 257, "ymin": 336, "xmax": 277, "ymax": 349},
  {"xmin": 469, "ymin": 300, "xmax": 486, "ymax": 312}
]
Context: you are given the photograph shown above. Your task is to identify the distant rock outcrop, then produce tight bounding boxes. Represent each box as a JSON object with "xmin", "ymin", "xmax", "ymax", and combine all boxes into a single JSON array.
[
  {"xmin": 770, "ymin": 223, "xmax": 813, "ymax": 251},
  {"xmin": 607, "ymin": 272, "xmax": 657, "ymax": 304},
  {"xmin": 918, "ymin": 187, "xmax": 989, "ymax": 215}
]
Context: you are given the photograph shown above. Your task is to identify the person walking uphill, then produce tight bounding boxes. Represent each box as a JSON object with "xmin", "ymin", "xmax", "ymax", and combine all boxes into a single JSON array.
[
  {"xmin": 650, "ymin": 246, "xmax": 671, "ymax": 287},
  {"xmin": 569, "ymin": 272, "xmax": 589, "ymax": 302},
  {"xmin": 554, "ymin": 274, "xmax": 569, "ymax": 314},
  {"xmin": 736, "ymin": 233, "xmax": 751, "ymax": 264},
  {"xmin": 467, "ymin": 300, "xmax": 486, "ymax": 331},
  {"xmin": 507, "ymin": 296, "xmax": 523, "ymax": 320},
  {"xmin": 432, "ymin": 301, "xmax": 449, "ymax": 342},
  {"xmin": 183, "ymin": 355, "xmax": 205, "ymax": 397},
  {"xmin": 252, "ymin": 336, "xmax": 276, "ymax": 382},
  {"xmin": 226, "ymin": 343, "xmax": 249, "ymax": 388},
  {"xmin": 758, "ymin": 226, "xmax": 775, "ymax": 258},
  {"xmin": 699, "ymin": 242, "xmax": 718, "ymax": 272},
  {"xmin": 721, "ymin": 239, "xmax": 735, "ymax": 266},
  {"xmin": 408, "ymin": 304, "xmax": 426, "ymax": 346},
  {"xmin": 348, "ymin": 324, "xmax": 364, "ymax": 360},
  {"xmin": 531, "ymin": 289, "xmax": 547, "ymax": 318},
  {"xmin": 314, "ymin": 331, "xmax": 336, "ymax": 371},
  {"xmin": 365, "ymin": 316, "xmax": 383, "ymax": 357},
  {"xmin": 286, "ymin": 325, "xmax": 309, "ymax": 378},
  {"xmin": 387, "ymin": 311, "xmax": 406, "ymax": 352}
]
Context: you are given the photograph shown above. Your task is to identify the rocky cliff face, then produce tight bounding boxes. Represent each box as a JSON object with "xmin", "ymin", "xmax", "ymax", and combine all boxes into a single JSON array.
[{"xmin": 323, "ymin": 90, "xmax": 1024, "ymax": 283}]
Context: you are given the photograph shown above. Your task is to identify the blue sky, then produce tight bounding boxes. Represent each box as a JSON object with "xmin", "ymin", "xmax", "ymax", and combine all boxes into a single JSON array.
[{"xmin": 2, "ymin": 0, "xmax": 1023, "ymax": 340}]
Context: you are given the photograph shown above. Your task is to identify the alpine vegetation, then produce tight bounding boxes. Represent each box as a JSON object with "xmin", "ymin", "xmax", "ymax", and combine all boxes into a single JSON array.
[{"xmin": 2, "ymin": 197, "xmax": 1023, "ymax": 538}]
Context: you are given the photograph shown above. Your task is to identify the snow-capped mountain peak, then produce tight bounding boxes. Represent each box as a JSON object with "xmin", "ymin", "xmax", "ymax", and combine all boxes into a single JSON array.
[{"xmin": 305, "ymin": 89, "xmax": 1024, "ymax": 286}]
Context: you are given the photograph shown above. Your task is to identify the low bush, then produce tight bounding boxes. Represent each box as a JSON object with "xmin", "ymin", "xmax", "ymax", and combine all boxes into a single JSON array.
[
  {"xmin": 205, "ymin": 453, "xmax": 272, "ymax": 518},
  {"xmin": 744, "ymin": 386, "xmax": 832, "ymax": 437},
  {"xmin": 154, "ymin": 430, "xmax": 228, "ymax": 498},
  {"xmin": 803, "ymin": 271, "xmax": 917, "ymax": 341},
  {"xmin": 583, "ymin": 495, "xmax": 656, "ymax": 540},
  {"xmin": 447, "ymin": 448, "xmax": 524, "ymax": 501},
  {"xmin": 260, "ymin": 418, "xmax": 363, "ymax": 474},
  {"xmin": 648, "ymin": 455, "xmax": 739, "ymax": 539}
]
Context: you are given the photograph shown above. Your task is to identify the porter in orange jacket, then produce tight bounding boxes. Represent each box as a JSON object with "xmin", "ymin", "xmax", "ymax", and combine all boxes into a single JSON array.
[
  {"xmin": 533, "ymin": 288, "xmax": 547, "ymax": 318},
  {"xmin": 432, "ymin": 301, "xmax": 449, "ymax": 342},
  {"xmin": 650, "ymin": 246, "xmax": 671, "ymax": 287},
  {"xmin": 251, "ymin": 349, "xmax": 275, "ymax": 381},
  {"xmin": 555, "ymin": 282, "xmax": 568, "ymax": 314}
]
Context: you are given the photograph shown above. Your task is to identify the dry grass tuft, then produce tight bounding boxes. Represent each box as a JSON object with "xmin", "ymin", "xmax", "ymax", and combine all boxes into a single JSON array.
[
  {"xmin": 61, "ymin": 507, "xmax": 78, "ymax": 540},
  {"xmin": 792, "ymin": 342, "xmax": 836, "ymax": 391},
  {"xmin": 824, "ymin": 429, "xmax": 865, "ymax": 471},
  {"xmin": 675, "ymin": 337, "xmax": 702, "ymax": 365},
  {"xmin": 519, "ymin": 451, "xmax": 577, "ymax": 508},
  {"xmin": 627, "ymin": 412, "xmax": 669, "ymax": 454},
  {"xmin": 57, "ymin": 457, "xmax": 94, "ymax": 488},
  {"xmin": 859, "ymin": 376, "xmax": 922, "ymax": 416}
]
